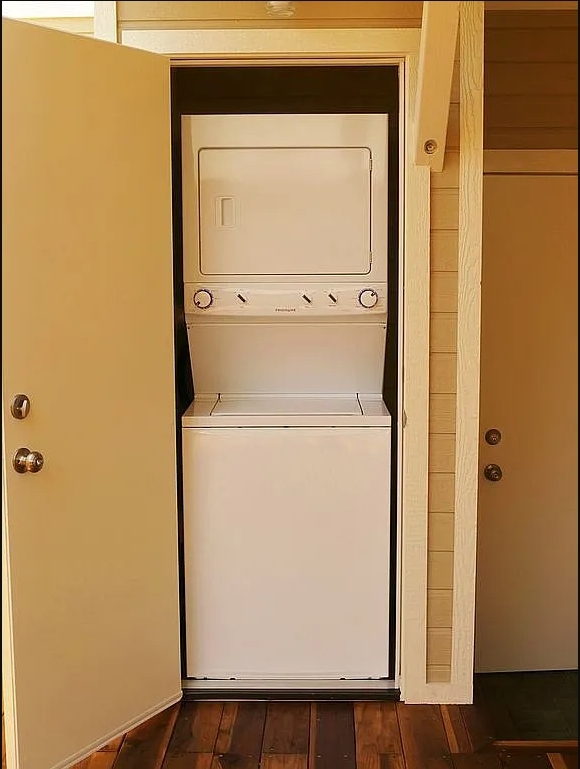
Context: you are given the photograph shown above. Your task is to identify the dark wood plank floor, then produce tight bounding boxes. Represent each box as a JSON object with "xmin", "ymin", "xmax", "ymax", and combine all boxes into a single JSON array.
[{"xmin": 66, "ymin": 701, "xmax": 578, "ymax": 769}]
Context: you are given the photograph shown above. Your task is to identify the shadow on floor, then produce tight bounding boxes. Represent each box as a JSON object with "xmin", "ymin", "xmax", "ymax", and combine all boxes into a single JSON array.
[{"xmin": 475, "ymin": 670, "xmax": 578, "ymax": 741}]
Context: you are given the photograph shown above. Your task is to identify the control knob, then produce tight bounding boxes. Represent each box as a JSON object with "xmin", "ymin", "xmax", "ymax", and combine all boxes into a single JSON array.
[
  {"xmin": 193, "ymin": 289, "xmax": 213, "ymax": 310},
  {"xmin": 358, "ymin": 288, "xmax": 379, "ymax": 309}
]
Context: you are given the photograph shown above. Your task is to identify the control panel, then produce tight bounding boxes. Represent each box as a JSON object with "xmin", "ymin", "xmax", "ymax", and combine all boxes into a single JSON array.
[{"xmin": 184, "ymin": 284, "xmax": 387, "ymax": 318}]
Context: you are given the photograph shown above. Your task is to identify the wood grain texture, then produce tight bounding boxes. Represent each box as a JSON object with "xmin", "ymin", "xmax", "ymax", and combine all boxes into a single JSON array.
[
  {"xmin": 113, "ymin": 704, "xmax": 179, "ymax": 769},
  {"xmin": 74, "ymin": 754, "xmax": 119, "ymax": 769},
  {"xmin": 440, "ymin": 704, "xmax": 472, "ymax": 754},
  {"xmin": 164, "ymin": 702, "xmax": 223, "ymax": 760},
  {"xmin": 484, "ymin": 62, "xmax": 578, "ymax": 97},
  {"xmin": 485, "ymin": 28, "xmax": 577, "ymax": 63},
  {"xmin": 214, "ymin": 702, "xmax": 267, "ymax": 769},
  {"xmin": 431, "ymin": 154, "xmax": 460, "ymax": 190},
  {"xmin": 428, "ymin": 590, "xmax": 454, "ymax": 628},
  {"xmin": 428, "ymin": 513, "xmax": 455, "ymax": 550},
  {"xmin": 397, "ymin": 703, "xmax": 451, "ymax": 769},
  {"xmin": 497, "ymin": 754, "xmax": 552, "ymax": 768},
  {"xmin": 93, "ymin": 1, "xmax": 117, "ymax": 41},
  {"xmin": 428, "ymin": 474, "xmax": 456, "ymax": 513},
  {"xmin": 428, "ymin": 551, "xmax": 455, "ymax": 590},
  {"xmin": 431, "ymin": 273, "xmax": 459, "ymax": 313},
  {"xmin": 431, "ymin": 230, "xmax": 459, "ymax": 272},
  {"xmin": 400, "ymin": 45, "xmax": 431, "ymax": 704},
  {"xmin": 10, "ymin": 702, "xmax": 579, "ymax": 769},
  {"xmin": 447, "ymin": 105, "xmax": 461, "ymax": 149},
  {"xmin": 354, "ymin": 702, "xmax": 405, "ymax": 769},
  {"xmin": 428, "ymin": 665, "xmax": 455, "ymax": 684},
  {"xmin": 116, "ymin": 1, "xmax": 423, "ymax": 27},
  {"xmin": 430, "ymin": 354, "xmax": 458, "ymax": 394},
  {"xmin": 452, "ymin": 0, "xmax": 484, "ymax": 701},
  {"xmin": 429, "ymin": 435, "xmax": 456, "ymax": 473},
  {"xmin": 261, "ymin": 756, "xmax": 308, "ymax": 769},
  {"xmin": 431, "ymin": 190, "xmax": 460, "ymax": 230},
  {"xmin": 484, "ymin": 12, "xmax": 578, "ymax": 150},
  {"xmin": 427, "ymin": 629, "xmax": 453, "ymax": 668},
  {"xmin": 431, "ymin": 312, "xmax": 457, "ymax": 354},
  {"xmin": 100, "ymin": 737, "xmax": 124, "ymax": 751},
  {"xmin": 262, "ymin": 703, "xmax": 310, "ymax": 755},
  {"xmin": 430, "ymin": 393, "xmax": 457, "ymax": 434},
  {"xmin": 414, "ymin": 1, "xmax": 460, "ymax": 171},
  {"xmin": 311, "ymin": 703, "xmax": 356, "ymax": 769},
  {"xmin": 450, "ymin": 755, "xmax": 503, "ymax": 768}
]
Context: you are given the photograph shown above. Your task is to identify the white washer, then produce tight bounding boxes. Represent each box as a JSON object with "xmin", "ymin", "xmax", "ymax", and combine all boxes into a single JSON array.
[{"xmin": 182, "ymin": 396, "xmax": 391, "ymax": 680}]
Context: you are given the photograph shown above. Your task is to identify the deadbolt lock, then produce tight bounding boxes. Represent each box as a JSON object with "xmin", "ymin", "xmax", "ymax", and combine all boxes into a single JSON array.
[
  {"xmin": 484, "ymin": 428, "xmax": 502, "ymax": 445},
  {"xmin": 10, "ymin": 394, "xmax": 31, "ymax": 420}
]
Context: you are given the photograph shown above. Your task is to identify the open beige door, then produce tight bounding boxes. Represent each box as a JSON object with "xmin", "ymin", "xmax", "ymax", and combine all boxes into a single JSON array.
[
  {"xmin": 2, "ymin": 18, "xmax": 181, "ymax": 769},
  {"xmin": 476, "ymin": 172, "xmax": 578, "ymax": 672}
]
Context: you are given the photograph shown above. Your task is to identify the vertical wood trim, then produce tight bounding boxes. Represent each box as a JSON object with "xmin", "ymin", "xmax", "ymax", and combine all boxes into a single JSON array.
[
  {"xmin": 451, "ymin": 0, "xmax": 484, "ymax": 700},
  {"xmin": 414, "ymin": 1, "xmax": 460, "ymax": 171},
  {"xmin": 94, "ymin": 1, "xmax": 118, "ymax": 42},
  {"xmin": 400, "ymin": 47, "xmax": 431, "ymax": 703}
]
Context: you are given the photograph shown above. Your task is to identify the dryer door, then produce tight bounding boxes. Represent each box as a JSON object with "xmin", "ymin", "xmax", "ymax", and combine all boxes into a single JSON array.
[{"xmin": 198, "ymin": 146, "xmax": 372, "ymax": 276}]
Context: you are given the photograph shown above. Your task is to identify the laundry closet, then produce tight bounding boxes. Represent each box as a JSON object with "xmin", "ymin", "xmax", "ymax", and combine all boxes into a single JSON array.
[{"xmin": 171, "ymin": 66, "xmax": 400, "ymax": 690}]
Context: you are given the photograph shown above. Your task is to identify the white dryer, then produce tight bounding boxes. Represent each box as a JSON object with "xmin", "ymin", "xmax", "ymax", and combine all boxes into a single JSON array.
[{"xmin": 181, "ymin": 114, "xmax": 392, "ymax": 683}]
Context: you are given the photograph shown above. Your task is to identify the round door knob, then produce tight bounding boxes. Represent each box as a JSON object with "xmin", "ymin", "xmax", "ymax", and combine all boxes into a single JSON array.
[
  {"xmin": 485, "ymin": 428, "xmax": 502, "ymax": 445},
  {"xmin": 358, "ymin": 288, "xmax": 379, "ymax": 309},
  {"xmin": 13, "ymin": 448, "xmax": 44, "ymax": 474},
  {"xmin": 193, "ymin": 289, "xmax": 213, "ymax": 309},
  {"xmin": 483, "ymin": 463, "xmax": 502, "ymax": 482}
]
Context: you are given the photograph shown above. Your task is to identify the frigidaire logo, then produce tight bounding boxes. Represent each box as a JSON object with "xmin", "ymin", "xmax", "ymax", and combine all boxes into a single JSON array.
[{"xmin": 275, "ymin": 308, "xmax": 296, "ymax": 312}]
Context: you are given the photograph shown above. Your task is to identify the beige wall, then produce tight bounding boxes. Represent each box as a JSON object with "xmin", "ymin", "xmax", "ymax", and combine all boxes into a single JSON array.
[
  {"xmin": 485, "ymin": 9, "xmax": 578, "ymax": 149},
  {"xmin": 7, "ymin": 16, "xmax": 93, "ymax": 34},
  {"xmin": 116, "ymin": 2, "xmax": 423, "ymax": 30}
]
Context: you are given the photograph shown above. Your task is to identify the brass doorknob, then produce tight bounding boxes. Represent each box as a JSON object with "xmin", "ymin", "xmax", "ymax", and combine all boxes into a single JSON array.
[
  {"xmin": 483, "ymin": 463, "xmax": 502, "ymax": 482},
  {"xmin": 12, "ymin": 448, "xmax": 44, "ymax": 474}
]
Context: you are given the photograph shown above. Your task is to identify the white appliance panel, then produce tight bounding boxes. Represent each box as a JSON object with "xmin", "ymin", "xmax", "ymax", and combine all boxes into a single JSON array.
[
  {"xmin": 183, "ymin": 283, "xmax": 387, "ymax": 317},
  {"xmin": 182, "ymin": 113, "xmax": 388, "ymax": 284},
  {"xmin": 182, "ymin": 427, "xmax": 391, "ymax": 680},
  {"xmin": 186, "ymin": 322, "xmax": 387, "ymax": 396},
  {"xmin": 198, "ymin": 147, "xmax": 371, "ymax": 276},
  {"xmin": 182, "ymin": 396, "xmax": 392, "ymax": 428},
  {"xmin": 211, "ymin": 394, "xmax": 360, "ymax": 416}
]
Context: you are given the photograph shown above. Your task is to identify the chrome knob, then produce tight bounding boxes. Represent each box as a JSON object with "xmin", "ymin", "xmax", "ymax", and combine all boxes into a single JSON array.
[
  {"xmin": 193, "ymin": 289, "xmax": 213, "ymax": 309},
  {"xmin": 483, "ymin": 464, "xmax": 502, "ymax": 482},
  {"xmin": 358, "ymin": 288, "xmax": 378, "ymax": 309},
  {"xmin": 13, "ymin": 448, "xmax": 44, "ymax": 474}
]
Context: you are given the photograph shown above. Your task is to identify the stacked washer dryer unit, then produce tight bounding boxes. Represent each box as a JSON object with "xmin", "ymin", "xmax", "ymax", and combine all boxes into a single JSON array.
[{"xmin": 181, "ymin": 113, "xmax": 392, "ymax": 687}]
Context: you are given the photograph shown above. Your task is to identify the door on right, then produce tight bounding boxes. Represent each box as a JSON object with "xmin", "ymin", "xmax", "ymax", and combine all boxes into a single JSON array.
[{"xmin": 475, "ymin": 172, "xmax": 578, "ymax": 673}]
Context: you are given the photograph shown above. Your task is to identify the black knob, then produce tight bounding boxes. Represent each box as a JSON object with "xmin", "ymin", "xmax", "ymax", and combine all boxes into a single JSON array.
[
  {"xmin": 483, "ymin": 464, "xmax": 503, "ymax": 482},
  {"xmin": 485, "ymin": 428, "xmax": 502, "ymax": 445}
]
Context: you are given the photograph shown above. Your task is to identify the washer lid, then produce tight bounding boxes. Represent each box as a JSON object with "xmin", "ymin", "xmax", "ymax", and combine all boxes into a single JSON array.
[{"xmin": 211, "ymin": 394, "xmax": 362, "ymax": 417}]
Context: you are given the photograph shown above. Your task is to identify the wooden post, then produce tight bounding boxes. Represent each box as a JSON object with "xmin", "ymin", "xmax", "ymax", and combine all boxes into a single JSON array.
[{"xmin": 414, "ymin": 1, "xmax": 460, "ymax": 172}]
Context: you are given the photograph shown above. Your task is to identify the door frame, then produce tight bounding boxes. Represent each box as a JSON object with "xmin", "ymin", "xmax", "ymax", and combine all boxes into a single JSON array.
[{"xmin": 95, "ymin": 5, "xmax": 485, "ymax": 704}]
